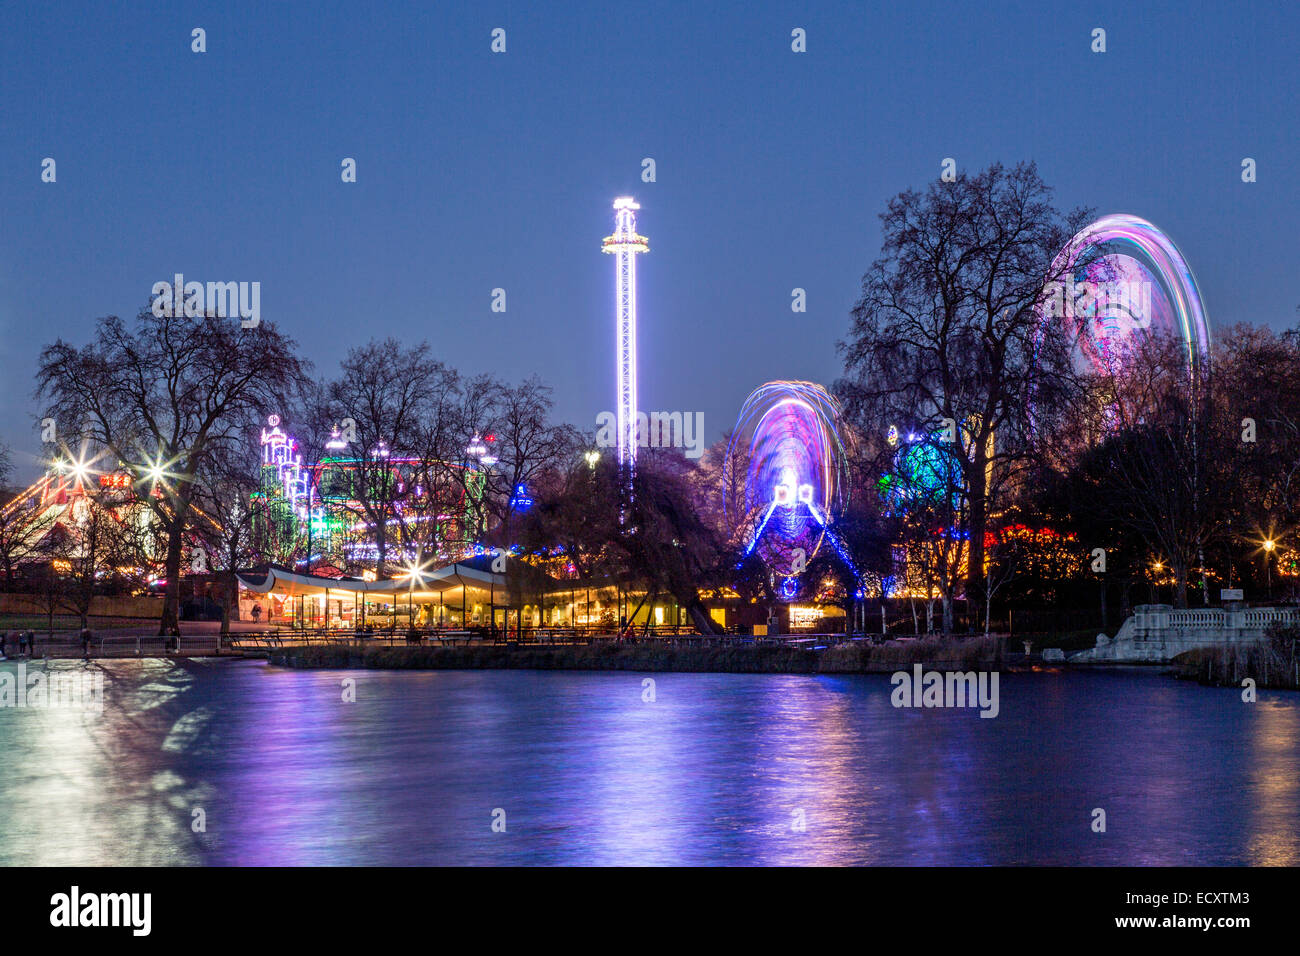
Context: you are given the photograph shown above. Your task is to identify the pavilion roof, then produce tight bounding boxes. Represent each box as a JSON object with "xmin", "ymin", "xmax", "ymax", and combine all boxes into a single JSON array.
[{"xmin": 235, "ymin": 562, "xmax": 505, "ymax": 598}]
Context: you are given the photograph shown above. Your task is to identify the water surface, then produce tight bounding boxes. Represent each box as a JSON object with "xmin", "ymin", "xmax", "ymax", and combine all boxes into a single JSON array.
[{"xmin": 1, "ymin": 659, "xmax": 1296, "ymax": 865}]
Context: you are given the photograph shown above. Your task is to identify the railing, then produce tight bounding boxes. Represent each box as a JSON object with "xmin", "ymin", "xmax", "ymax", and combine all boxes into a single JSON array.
[
  {"xmin": 228, "ymin": 626, "xmax": 878, "ymax": 651},
  {"xmin": 1167, "ymin": 608, "xmax": 1225, "ymax": 627},
  {"xmin": 1239, "ymin": 607, "xmax": 1296, "ymax": 627},
  {"xmin": 3, "ymin": 626, "xmax": 911, "ymax": 658},
  {"xmin": 1129, "ymin": 604, "xmax": 1298, "ymax": 643},
  {"xmin": 3, "ymin": 634, "xmax": 230, "ymax": 658}
]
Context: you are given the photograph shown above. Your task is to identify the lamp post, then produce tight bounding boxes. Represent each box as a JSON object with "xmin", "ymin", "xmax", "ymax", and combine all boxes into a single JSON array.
[
  {"xmin": 1264, "ymin": 538, "xmax": 1276, "ymax": 600},
  {"xmin": 405, "ymin": 558, "xmax": 431, "ymax": 638}
]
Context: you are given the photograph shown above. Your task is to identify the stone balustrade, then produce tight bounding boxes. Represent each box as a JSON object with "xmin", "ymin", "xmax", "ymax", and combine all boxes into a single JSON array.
[{"xmin": 1072, "ymin": 604, "xmax": 1298, "ymax": 663}]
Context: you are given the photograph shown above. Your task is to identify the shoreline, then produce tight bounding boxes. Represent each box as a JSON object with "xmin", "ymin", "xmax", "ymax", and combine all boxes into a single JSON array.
[{"xmin": 263, "ymin": 639, "xmax": 1159, "ymax": 675}]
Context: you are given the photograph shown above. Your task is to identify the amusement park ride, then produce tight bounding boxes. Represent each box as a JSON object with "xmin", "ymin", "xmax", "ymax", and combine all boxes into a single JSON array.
[
  {"xmin": 602, "ymin": 197, "xmax": 649, "ymax": 483},
  {"xmin": 717, "ymin": 213, "xmax": 1210, "ymax": 603},
  {"xmin": 253, "ymin": 414, "xmax": 487, "ymax": 571},
  {"xmin": 725, "ymin": 381, "xmax": 858, "ymax": 601}
]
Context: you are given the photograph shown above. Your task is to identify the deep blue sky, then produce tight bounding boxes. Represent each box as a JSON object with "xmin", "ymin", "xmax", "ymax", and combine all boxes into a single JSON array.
[{"xmin": 2, "ymin": 1, "xmax": 1296, "ymax": 480}]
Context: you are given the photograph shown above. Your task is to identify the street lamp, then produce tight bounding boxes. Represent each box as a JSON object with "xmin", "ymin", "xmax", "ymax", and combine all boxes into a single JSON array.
[
  {"xmin": 402, "ymin": 558, "xmax": 432, "ymax": 633},
  {"xmin": 1264, "ymin": 538, "xmax": 1276, "ymax": 599},
  {"xmin": 584, "ymin": 450, "xmax": 600, "ymax": 469}
]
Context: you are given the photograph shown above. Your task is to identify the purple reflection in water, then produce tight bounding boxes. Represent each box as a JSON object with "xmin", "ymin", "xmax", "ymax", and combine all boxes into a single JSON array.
[{"xmin": 0, "ymin": 661, "xmax": 1297, "ymax": 865}]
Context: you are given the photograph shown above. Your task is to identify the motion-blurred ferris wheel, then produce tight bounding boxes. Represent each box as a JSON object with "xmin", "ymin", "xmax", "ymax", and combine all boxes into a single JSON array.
[{"xmin": 725, "ymin": 381, "xmax": 856, "ymax": 594}]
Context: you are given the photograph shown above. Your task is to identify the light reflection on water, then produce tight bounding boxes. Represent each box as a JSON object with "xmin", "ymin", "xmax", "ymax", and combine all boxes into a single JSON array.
[{"xmin": 0, "ymin": 660, "xmax": 1296, "ymax": 866}]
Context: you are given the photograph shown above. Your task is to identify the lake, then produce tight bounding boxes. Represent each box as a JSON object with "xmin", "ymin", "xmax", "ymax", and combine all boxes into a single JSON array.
[{"xmin": 0, "ymin": 659, "xmax": 1296, "ymax": 865}]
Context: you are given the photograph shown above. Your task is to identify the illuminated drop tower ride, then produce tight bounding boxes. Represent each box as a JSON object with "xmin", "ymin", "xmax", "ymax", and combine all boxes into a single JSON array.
[{"xmin": 602, "ymin": 197, "xmax": 649, "ymax": 478}]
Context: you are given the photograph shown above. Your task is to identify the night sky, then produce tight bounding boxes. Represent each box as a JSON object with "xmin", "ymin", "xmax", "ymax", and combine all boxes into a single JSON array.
[{"xmin": 1, "ymin": 0, "xmax": 1296, "ymax": 481}]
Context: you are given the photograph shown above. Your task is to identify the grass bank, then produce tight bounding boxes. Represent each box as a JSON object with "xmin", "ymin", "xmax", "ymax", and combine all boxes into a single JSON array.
[
  {"xmin": 1173, "ymin": 632, "xmax": 1300, "ymax": 690},
  {"xmin": 269, "ymin": 635, "xmax": 1010, "ymax": 674}
]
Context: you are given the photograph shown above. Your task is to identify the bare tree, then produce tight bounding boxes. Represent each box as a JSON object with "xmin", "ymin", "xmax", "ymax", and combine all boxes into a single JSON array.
[
  {"xmin": 37, "ymin": 307, "xmax": 309, "ymax": 634},
  {"xmin": 322, "ymin": 339, "xmax": 453, "ymax": 577},
  {"xmin": 838, "ymin": 161, "xmax": 1090, "ymax": 626},
  {"xmin": 55, "ymin": 486, "xmax": 147, "ymax": 631},
  {"xmin": 193, "ymin": 435, "xmax": 267, "ymax": 638},
  {"xmin": 0, "ymin": 473, "xmax": 60, "ymax": 590},
  {"xmin": 1063, "ymin": 332, "xmax": 1224, "ymax": 608}
]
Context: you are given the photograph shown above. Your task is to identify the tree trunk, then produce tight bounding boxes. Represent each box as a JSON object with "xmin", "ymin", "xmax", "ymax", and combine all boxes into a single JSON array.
[
  {"xmin": 966, "ymin": 455, "xmax": 988, "ymax": 633},
  {"xmin": 375, "ymin": 522, "xmax": 388, "ymax": 580},
  {"xmin": 160, "ymin": 521, "xmax": 184, "ymax": 636},
  {"xmin": 686, "ymin": 603, "xmax": 719, "ymax": 636},
  {"xmin": 220, "ymin": 570, "xmax": 234, "ymax": 636},
  {"xmin": 624, "ymin": 590, "xmax": 650, "ymax": 639}
]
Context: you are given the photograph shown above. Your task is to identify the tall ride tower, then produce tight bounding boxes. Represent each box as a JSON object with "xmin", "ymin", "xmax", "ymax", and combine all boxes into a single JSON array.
[{"xmin": 602, "ymin": 197, "xmax": 649, "ymax": 475}]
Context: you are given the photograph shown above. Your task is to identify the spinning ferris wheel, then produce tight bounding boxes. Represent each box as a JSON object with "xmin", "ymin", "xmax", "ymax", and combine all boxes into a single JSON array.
[
  {"xmin": 1040, "ymin": 213, "xmax": 1211, "ymax": 380},
  {"xmin": 725, "ymin": 381, "xmax": 856, "ymax": 597}
]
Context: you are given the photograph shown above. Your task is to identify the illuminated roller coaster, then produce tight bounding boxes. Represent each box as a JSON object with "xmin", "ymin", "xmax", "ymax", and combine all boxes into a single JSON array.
[{"xmin": 725, "ymin": 381, "xmax": 858, "ymax": 599}]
